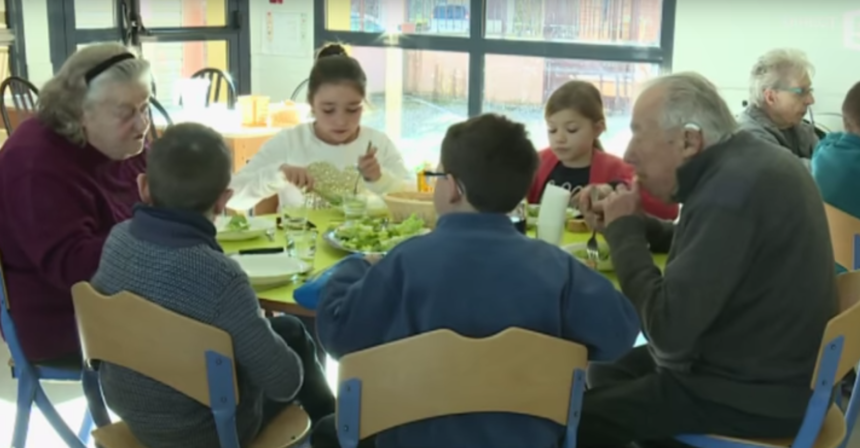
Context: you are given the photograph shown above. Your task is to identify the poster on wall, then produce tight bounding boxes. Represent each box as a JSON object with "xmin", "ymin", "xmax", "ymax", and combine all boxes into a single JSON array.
[{"xmin": 261, "ymin": 10, "xmax": 310, "ymax": 57}]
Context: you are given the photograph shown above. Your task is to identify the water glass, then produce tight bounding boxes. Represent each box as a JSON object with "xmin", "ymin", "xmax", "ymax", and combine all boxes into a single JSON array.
[
  {"xmin": 341, "ymin": 193, "xmax": 368, "ymax": 221},
  {"xmin": 282, "ymin": 201, "xmax": 309, "ymax": 231},
  {"xmin": 287, "ymin": 229, "xmax": 318, "ymax": 269}
]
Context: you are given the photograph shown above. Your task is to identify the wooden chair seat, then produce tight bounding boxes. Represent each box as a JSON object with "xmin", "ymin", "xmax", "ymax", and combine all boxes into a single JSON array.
[
  {"xmin": 92, "ymin": 404, "xmax": 311, "ymax": 448},
  {"xmin": 705, "ymin": 405, "xmax": 846, "ymax": 448}
]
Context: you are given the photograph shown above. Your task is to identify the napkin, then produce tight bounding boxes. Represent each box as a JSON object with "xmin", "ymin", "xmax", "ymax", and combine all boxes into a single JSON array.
[{"xmin": 536, "ymin": 184, "xmax": 569, "ymax": 245}]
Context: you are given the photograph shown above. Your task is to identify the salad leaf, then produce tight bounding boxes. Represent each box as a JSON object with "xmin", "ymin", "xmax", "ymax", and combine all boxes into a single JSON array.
[
  {"xmin": 333, "ymin": 214, "xmax": 426, "ymax": 253},
  {"xmin": 227, "ymin": 215, "xmax": 251, "ymax": 232}
]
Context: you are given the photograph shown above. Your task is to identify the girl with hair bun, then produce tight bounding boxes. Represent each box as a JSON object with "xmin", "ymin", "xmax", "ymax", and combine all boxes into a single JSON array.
[{"xmin": 229, "ymin": 43, "xmax": 412, "ymax": 210}]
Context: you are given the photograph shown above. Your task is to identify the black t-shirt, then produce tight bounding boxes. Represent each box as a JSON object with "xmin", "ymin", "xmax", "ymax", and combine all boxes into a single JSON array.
[{"xmin": 543, "ymin": 163, "xmax": 591, "ymax": 196}]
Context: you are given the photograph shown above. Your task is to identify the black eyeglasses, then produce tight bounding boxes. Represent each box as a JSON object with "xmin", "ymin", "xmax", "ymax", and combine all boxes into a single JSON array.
[
  {"xmin": 422, "ymin": 170, "xmax": 466, "ymax": 195},
  {"xmin": 422, "ymin": 170, "xmax": 447, "ymax": 178}
]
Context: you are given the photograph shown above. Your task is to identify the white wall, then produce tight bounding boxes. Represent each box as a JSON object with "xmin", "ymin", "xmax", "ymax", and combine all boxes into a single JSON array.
[
  {"xmin": 673, "ymin": 0, "xmax": 859, "ymax": 131},
  {"xmin": 250, "ymin": 0, "xmax": 315, "ymax": 103}
]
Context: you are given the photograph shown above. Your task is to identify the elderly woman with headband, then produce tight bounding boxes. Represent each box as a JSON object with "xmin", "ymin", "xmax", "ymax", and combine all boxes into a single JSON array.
[{"xmin": 0, "ymin": 43, "xmax": 151, "ymax": 362}]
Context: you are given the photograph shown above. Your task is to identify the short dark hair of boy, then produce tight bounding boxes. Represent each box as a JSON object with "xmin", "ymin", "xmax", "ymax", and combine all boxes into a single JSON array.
[
  {"xmin": 440, "ymin": 114, "xmax": 538, "ymax": 213},
  {"xmin": 843, "ymin": 81, "xmax": 860, "ymax": 130},
  {"xmin": 146, "ymin": 123, "xmax": 233, "ymax": 213}
]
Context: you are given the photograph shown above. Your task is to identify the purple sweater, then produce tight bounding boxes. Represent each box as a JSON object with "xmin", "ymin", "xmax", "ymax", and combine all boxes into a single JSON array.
[{"xmin": 0, "ymin": 119, "xmax": 145, "ymax": 361}]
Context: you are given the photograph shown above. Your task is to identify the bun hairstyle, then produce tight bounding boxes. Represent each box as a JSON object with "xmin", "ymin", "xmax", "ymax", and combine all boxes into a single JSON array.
[
  {"xmin": 316, "ymin": 43, "xmax": 348, "ymax": 59},
  {"xmin": 544, "ymin": 80, "xmax": 606, "ymax": 151},
  {"xmin": 308, "ymin": 43, "xmax": 367, "ymax": 104}
]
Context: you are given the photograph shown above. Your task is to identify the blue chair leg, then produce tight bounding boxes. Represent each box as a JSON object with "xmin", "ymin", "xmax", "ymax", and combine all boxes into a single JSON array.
[
  {"xmin": 34, "ymin": 386, "xmax": 87, "ymax": 448},
  {"xmin": 82, "ymin": 368, "xmax": 111, "ymax": 428},
  {"xmin": 77, "ymin": 409, "xmax": 93, "ymax": 446},
  {"xmin": 12, "ymin": 372, "xmax": 37, "ymax": 448}
]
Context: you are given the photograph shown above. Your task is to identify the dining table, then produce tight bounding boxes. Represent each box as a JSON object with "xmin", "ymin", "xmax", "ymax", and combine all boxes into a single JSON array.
[{"xmin": 218, "ymin": 208, "xmax": 670, "ymax": 319}]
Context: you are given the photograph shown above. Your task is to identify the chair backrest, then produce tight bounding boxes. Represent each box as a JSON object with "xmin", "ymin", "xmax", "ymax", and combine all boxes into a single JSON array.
[
  {"xmin": 823, "ymin": 203, "xmax": 860, "ymax": 271},
  {"xmin": 70, "ymin": 282, "xmax": 238, "ymax": 406},
  {"xmin": 0, "ymin": 76, "xmax": 39, "ymax": 134},
  {"xmin": 290, "ymin": 78, "xmax": 309, "ymax": 102},
  {"xmin": 191, "ymin": 68, "xmax": 236, "ymax": 108},
  {"xmin": 337, "ymin": 328, "xmax": 588, "ymax": 439},
  {"xmin": 812, "ymin": 270, "xmax": 860, "ymax": 387},
  {"xmin": 148, "ymin": 97, "xmax": 172, "ymax": 141}
]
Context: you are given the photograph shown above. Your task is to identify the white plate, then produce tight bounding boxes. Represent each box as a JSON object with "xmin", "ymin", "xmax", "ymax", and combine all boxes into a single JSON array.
[
  {"xmin": 215, "ymin": 216, "xmax": 275, "ymax": 241},
  {"xmin": 562, "ymin": 241, "xmax": 613, "ymax": 272},
  {"xmin": 231, "ymin": 252, "xmax": 309, "ymax": 288}
]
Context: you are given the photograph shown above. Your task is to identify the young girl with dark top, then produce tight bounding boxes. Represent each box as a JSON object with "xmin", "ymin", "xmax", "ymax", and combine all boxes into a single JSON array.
[{"xmin": 527, "ymin": 81, "xmax": 679, "ymax": 221}]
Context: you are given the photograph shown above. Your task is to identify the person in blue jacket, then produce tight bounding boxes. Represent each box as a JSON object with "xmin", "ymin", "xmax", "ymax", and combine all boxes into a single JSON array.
[
  {"xmin": 313, "ymin": 113, "xmax": 640, "ymax": 448},
  {"xmin": 812, "ymin": 80, "xmax": 860, "ymax": 273}
]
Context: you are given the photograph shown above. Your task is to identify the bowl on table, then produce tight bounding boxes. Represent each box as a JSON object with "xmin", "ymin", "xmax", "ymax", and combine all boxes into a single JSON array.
[{"xmin": 383, "ymin": 191, "xmax": 437, "ymax": 227}]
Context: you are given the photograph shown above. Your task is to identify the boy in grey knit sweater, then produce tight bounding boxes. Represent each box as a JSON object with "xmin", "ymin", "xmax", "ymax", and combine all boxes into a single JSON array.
[{"xmin": 91, "ymin": 123, "xmax": 335, "ymax": 448}]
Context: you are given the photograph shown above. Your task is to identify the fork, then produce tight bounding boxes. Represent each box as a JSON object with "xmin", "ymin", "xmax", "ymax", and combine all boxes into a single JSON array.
[{"xmin": 585, "ymin": 188, "xmax": 600, "ymax": 269}]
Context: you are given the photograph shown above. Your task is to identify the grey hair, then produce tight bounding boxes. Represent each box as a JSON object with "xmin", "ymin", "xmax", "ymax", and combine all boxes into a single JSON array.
[
  {"xmin": 748, "ymin": 48, "xmax": 814, "ymax": 107},
  {"xmin": 37, "ymin": 42, "xmax": 152, "ymax": 146},
  {"xmin": 641, "ymin": 71, "xmax": 738, "ymax": 148}
]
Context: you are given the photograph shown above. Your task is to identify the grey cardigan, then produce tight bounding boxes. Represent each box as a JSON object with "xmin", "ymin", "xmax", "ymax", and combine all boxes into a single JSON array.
[{"xmin": 737, "ymin": 105, "xmax": 819, "ymax": 169}]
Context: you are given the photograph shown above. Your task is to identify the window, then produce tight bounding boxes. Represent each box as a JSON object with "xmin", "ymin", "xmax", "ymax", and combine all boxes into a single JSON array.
[
  {"xmin": 47, "ymin": 0, "xmax": 250, "ymax": 96},
  {"xmin": 142, "ymin": 40, "xmax": 229, "ymax": 107},
  {"xmin": 316, "ymin": 0, "xmax": 675, "ymax": 166},
  {"xmin": 350, "ymin": 47, "xmax": 469, "ymax": 168},
  {"xmin": 74, "ymin": 0, "xmax": 118, "ymax": 29},
  {"xmin": 484, "ymin": 0, "xmax": 662, "ymax": 45},
  {"xmin": 139, "ymin": 0, "xmax": 227, "ymax": 28},
  {"xmin": 484, "ymin": 55, "xmax": 658, "ymax": 156}
]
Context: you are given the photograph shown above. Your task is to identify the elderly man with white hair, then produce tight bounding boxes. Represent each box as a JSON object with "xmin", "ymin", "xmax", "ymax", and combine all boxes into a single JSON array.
[
  {"xmin": 738, "ymin": 48, "xmax": 818, "ymax": 168},
  {"xmin": 576, "ymin": 72, "xmax": 837, "ymax": 447}
]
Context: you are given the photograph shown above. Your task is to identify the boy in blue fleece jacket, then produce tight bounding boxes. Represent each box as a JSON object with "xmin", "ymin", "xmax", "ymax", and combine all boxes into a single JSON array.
[
  {"xmin": 812, "ymin": 80, "xmax": 860, "ymax": 273},
  {"xmin": 315, "ymin": 114, "xmax": 640, "ymax": 448}
]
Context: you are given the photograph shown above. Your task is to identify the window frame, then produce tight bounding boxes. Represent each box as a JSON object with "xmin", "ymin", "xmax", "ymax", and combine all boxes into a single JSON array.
[
  {"xmin": 313, "ymin": 0, "xmax": 677, "ymax": 117},
  {"xmin": 47, "ymin": 0, "xmax": 251, "ymax": 94},
  {"xmin": 4, "ymin": 0, "xmax": 26, "ymax": 78}
]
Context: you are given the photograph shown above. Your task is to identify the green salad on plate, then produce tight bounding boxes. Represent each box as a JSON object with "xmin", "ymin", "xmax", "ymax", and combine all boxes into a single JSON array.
[
  {"xmin": 331, "ymin": 215, "xmax": 426, "ymax": 253},
  {"xmin": 226, "ymin": 215, "xmax": 250, "ymax": 232}
]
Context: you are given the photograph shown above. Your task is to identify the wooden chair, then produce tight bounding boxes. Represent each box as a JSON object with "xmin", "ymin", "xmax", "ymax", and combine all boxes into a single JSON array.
[
  {"xmin": 71, "ymin": 282, "xmax": 310, "ymax": 448},
  {"xmin": 676, "ymin": 270, "xmax": 860, "ymax": 448},
  {"xmin": 147, "ymin": 96, "xmax": 172, "ymax": 142},
  {"xmin": 0, "ymin": 76, "xmax": 39, "ymax": 134},
  {"xmin": 335, "ymin": 328, "xmax": 588, "ymax": 448},
  {"xmin": 191, "ymin": 68, "xmax": 237, "ymax": 109},
  {"xmin": 290, "ymin": 78, "xmax": 309, "ymax": 102},
  {"xmin": 824, "ymin": 203, "xmax": 860, "ymax": 272}
]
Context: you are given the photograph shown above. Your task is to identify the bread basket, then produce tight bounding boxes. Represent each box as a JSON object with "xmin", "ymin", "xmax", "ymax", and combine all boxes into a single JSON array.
[{"xmin": 383, "ymin": 191, "xmax": 437, "ymax": 227}]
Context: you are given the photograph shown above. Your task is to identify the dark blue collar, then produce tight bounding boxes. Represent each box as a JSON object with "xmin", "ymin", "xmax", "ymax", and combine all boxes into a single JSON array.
[
  {"xmin": 435, "ymin": 212, "xmax": 518, "ymax": 234},
  {"xmin": 129, "ymin": 204, "xmax": 221, "ymax": 252}
]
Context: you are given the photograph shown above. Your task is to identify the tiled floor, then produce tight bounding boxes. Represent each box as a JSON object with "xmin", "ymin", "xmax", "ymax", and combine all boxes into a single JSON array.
[{"xmin": 1, "ymin": 341, "xmax": 859, "ymax": 448}]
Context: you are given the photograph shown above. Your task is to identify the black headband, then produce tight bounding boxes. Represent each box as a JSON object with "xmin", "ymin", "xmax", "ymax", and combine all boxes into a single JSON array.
[{"xmin": 84, "ymin": 53, "xmax": 136, "ymax": 85}]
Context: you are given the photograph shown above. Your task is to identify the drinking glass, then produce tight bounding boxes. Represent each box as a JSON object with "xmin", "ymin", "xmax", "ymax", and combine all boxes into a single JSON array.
[
  {"xmin": 282, "ymin": 198, "xmax": 309, "ymax": 231},
  {"xmin": 287, "ymin": 229, "xmax": 318, "ymax": 270},
  {"xmin": 341, "ymin": 193, "xmax": 368, "ymax": 221}
]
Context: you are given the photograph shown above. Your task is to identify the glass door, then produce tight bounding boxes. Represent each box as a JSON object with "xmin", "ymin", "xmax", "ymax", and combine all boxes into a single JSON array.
[
  {"xmin": 129, "ymin": 0, "xmax": 249, "ymax": 99},
  {"xmin": 46, "ymin": 0, "xmax": 249, "ymax": 97},
  {"xmin": 47, "ymin": 0, "xmax": 127, "ymax": 73}
]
